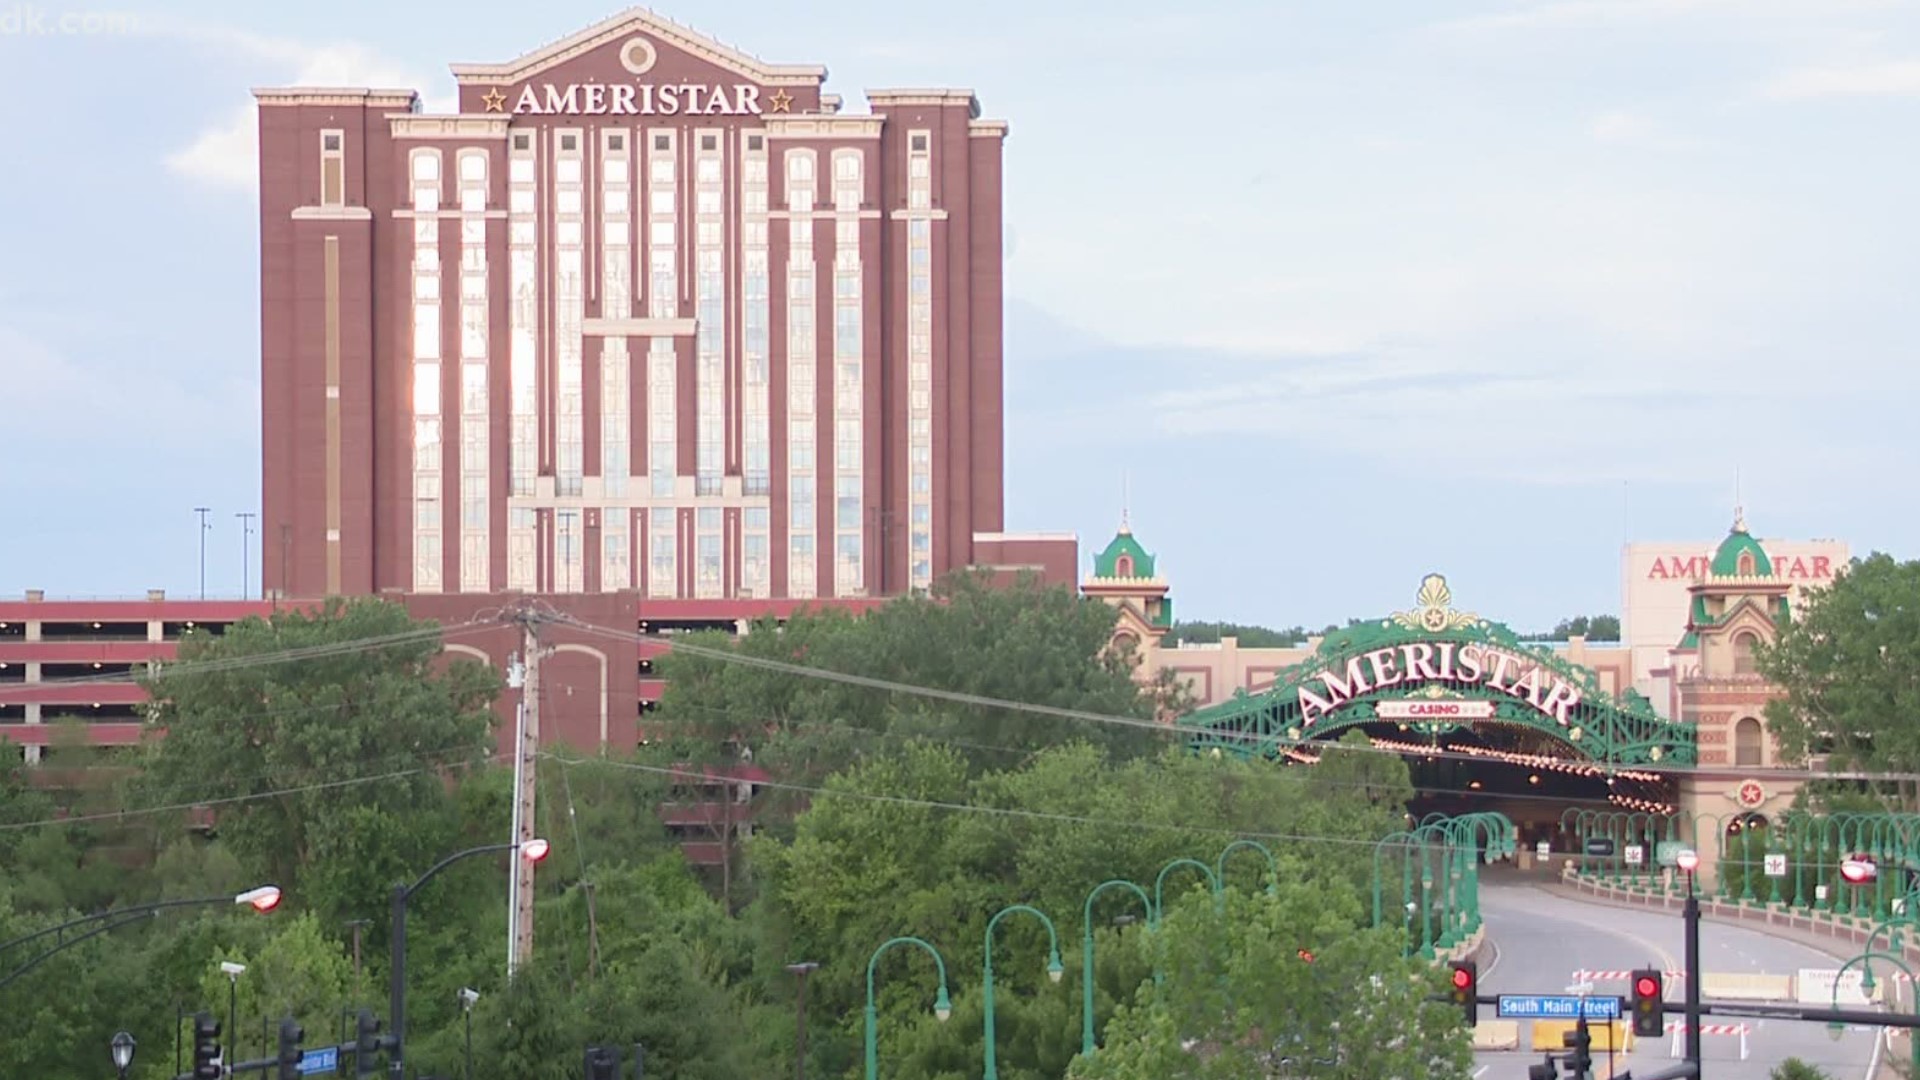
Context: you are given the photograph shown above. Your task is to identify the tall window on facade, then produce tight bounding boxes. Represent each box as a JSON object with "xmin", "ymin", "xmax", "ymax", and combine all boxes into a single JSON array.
[
  {"xmin": 1732, "ymin": 630, "xmax": 1759, "ymax": 676},
  {"xmin": 785, "ymin": 149, "xmax": 819, "ymax": 599},
  {"xmin": 506, "ymin": 129, "xmax": 538, "ymax": 592},
  {"xmin": 320, "ymin": 130, "xmax": 345, "ymax": 207},
  {"xmin": 1734, "ymin": 716, "xmax": 1764, "ymax": 766},
  {"xmin": 831, "ymin": 150, "xmax": 864, "ymax": 596},
  {"xmin": 456, "ymin": 149, "xmax": 490, "ymax": 593},
  {"xmin": 410, "ymin": 148, "xmax": 444, "ymax": 593},
  {"xmin": 694, "ymin": 133, "xmax": 725, "ymax": 500},
  {"xmin": 905, "ymin": 131, "xmax": 935, "ymax": 590}
]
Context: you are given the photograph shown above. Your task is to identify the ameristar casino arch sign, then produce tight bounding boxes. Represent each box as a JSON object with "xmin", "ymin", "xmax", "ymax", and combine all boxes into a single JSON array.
[{"xmin": 1180, "ymin": 575, "xmax": 1697, "ymax": 768}]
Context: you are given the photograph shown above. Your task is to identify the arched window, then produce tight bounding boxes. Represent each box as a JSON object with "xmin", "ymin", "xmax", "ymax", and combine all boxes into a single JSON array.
[
  {"xmin": 1115, "ymin": 554, "xmax": 1134, "ymax": 578},
  {"xmin": 1734, "ymin": 716, "xmax": 1764, "ymax": 767},
  {"xmin": 1738, "ymin": 551, "xmax": 1756, "ymax": 576},
  {"xmin": 1732, "ymin": 631, "xmax": 1759, "ymax": 676},
  {"xmin": 786, "ymin": 150, "xmax": 814, "ymax": 184},
  {"xmin": 1111, "ymin": 630, "xmax": 1140, "ymax": 657}
]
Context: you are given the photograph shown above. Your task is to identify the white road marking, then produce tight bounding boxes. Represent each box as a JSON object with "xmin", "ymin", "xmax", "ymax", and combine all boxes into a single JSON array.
[{"xmin": 1472, "ymin": 1067, "xmax": 1488, "ymax": 1079}]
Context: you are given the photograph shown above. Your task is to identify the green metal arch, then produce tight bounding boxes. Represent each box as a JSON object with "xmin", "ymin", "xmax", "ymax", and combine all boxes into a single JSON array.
[{"xmin": 1179, "ymin": 576, "xmax": 1697, "ymax": 767}]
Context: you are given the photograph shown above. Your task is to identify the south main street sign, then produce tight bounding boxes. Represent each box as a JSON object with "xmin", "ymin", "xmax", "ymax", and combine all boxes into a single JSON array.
[{"xmin": 1497, "ymin": 995, "xmax": 1624, "ymax": 1020}]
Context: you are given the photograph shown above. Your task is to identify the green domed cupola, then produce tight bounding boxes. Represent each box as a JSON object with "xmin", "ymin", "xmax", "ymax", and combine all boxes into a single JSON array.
[
  {"xmin": 1710, "ymin": 508, "xmax": 1772, "ymax": 578},
  {"xmin": 1093, "ymin": 523, "xmax": 1156, "ymax": 581}
]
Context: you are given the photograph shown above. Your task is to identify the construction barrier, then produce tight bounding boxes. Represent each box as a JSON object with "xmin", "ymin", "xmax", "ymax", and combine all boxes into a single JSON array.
[
  {"xmin": 1472, "ymin": 1020, "xmax": 1520, "ymax": 1051},
  {"xmin": 1532, "ymin": 1019, "xmax": 1633, "ymax": 1052},
  {"xmin": 1574, "ymin": 969, "xmax": 1685, "ymax": 982},
  {"xmin": 1701, "ymin": 972, "xmax": 1793, "ymax": 1001},
  {"xmin": 1667, "ymin": 1021, "xmax": 1749, "ymax": 1061}
]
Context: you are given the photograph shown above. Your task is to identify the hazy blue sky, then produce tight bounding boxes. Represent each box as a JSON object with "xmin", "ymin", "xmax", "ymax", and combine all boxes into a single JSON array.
[{"xmin": 1, "ymin": 0, "xmax": 1915, "ymax": 629}]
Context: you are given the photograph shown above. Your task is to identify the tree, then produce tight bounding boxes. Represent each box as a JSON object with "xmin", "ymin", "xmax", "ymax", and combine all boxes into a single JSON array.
[
  {"xmin": 1760, "ymin": 554, "xmax": 1920, "ymax": 800},
  {"xmin": 1771, "ymin": 1059, "xmax": 1834, "ymax": 1080},
  {"xmin": 1537, "ymin": 615, "xmax": 1621, "ymax": 641},
  {"xmin": 1067, "ymin": 885, "xmax": 1472, "ymax": 1079},
  {"xmin": 1171, "ymin": 622, "xmax": 1311, "ymax": 648},
  {"xmin": 137, "ymin": 597, "xmax": 499, "ymax": 921}
]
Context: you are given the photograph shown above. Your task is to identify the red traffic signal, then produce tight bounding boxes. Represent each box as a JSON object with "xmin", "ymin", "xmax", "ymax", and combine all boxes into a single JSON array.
[
  {"xmin": 1449, "ymin": 960, "xmax": 1478, "ymax": 1025},
  {"xmin": 1629, "ymin": 968, "xmax": 1665, "ymax": 1038}
]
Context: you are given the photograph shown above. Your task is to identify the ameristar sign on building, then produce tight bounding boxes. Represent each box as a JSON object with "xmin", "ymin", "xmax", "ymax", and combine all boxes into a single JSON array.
[{"xmin": 1295, "ymin": 643, "xmax": 1583, "ymax": 729}]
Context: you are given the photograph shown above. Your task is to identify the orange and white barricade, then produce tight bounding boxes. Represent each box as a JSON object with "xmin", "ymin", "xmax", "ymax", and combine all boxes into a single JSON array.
[{"xmin": 1667, "ymin": 1021, "xmax": 1748, "ymax": 1061}]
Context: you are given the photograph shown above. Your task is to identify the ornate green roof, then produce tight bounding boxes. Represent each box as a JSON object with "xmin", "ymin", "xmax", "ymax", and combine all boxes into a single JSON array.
[
  {"xmin": 1093, "ymin": 525, "xmax": 1156, "ymax": 580},
  {"xmin": 1711, "ymin": 510, "xmax": 1772, "ymax": 577}
]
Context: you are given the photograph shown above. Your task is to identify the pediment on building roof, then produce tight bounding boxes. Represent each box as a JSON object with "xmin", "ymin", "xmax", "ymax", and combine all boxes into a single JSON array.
[{"xmin": 451, "ymin": 8, "xmax": 828, "ymax": 117}]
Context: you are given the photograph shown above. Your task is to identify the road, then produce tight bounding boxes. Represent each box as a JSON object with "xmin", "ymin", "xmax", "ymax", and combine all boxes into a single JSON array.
[{"xmin": 1471, "ymin": 880, "xmax": 1885, "ymax": 1080}]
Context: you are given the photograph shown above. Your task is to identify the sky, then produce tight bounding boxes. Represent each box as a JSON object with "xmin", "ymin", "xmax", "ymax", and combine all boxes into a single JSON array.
[{"xmin": 1, "ymin": 0, "xmax": 1916, "ymax": 631}]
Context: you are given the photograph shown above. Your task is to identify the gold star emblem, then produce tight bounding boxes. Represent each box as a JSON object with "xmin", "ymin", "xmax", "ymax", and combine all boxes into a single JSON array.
[
  {"xmin": 482, "ymin": 88, "xmax": 506, "ymax": 113},
  {"xmin": 769, "ymin": 89, "xmax": 793, "ymax": 113}
]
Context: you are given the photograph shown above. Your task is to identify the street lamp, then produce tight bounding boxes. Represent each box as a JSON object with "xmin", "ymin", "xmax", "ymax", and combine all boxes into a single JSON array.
[
  {"xmin": 110, "ymin": 1031, "xmax": 136, "ymax": 1080},
  {"xmin": 864, "ymin": 936, "xmax": 952, "ymax": 1080},
  {"xmin": 1217, "ymin": 839, "xmax": 1279, "ymax": 896},
  {"xmin": 1152, "ymin": 858, "xmax": 1221, "ymax": 925},
  {"xmin": 983, "ymin": 904, "xmax": 1064, "ymax": 1080},
  {"xmin": 1675, "ymin": 847, "xmax": 1702, "ymax": 1069},
  {"xmin": 458, "ymin": 988, "xmax": 479, "ymax": 1080},
  {"xmin": 389, "ymin": 840, "xmax": 549, "ymax": 1080},
  {"xmin": 1081, "ymin": 879, "xmax": 1152, "ymax": 1055},
  {"xmin": 785, "ymin": 962, "xmax": 819, "ymax": 1080},
  {"xmin": 221, "ymin": 961, "xmax": 247, "ymax": 1077},
  {"xmin": 0, "ymin": 885, "xmax": 283, "ymax": 991}
]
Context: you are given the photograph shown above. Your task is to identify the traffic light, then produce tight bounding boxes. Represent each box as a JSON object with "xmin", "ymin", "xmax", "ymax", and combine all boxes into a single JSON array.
[
  {"xmin": 277, "ymin": 1016, "xmax": 305, "ymax": 1080},
  {"xmin": 584, "ymin": 1045, "xmax": 621, "ymax": 1080},
  {"xmin": 191, "ymin": 1012, "xmax": 222, "ymax": 1080},
  {"xmin": 1630, "ymin": 967, "xmax": 1665, "ymax": 1038},
  {"xmin": 1561, "ymin": 1021, "xmax": 1593, "ymax": 1078},
  {"xmin": 1448, "ymin": 959, "xmax": 1478, "ymax": 1025},
  {"xmin": 355, "ymin": 1008, "xmax": 383, "ymax": 1078}
]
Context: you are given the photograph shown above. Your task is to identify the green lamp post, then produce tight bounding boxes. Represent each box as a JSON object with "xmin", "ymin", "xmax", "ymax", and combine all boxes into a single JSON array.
[
  {"xmin": 1153, "ymin": 858, "xmax": 1221, "ymax": 923},
  {"xmin": 1080, "ymin": 879, "xmax": 1153, "ymax": 1055},
  {"xmin": 864, "ymin": 936, "xmax": 952, "ymax": 1080},
  {"xmin": 983, "ymin": 905, "xmax": 1064, "ymax": 1080},
  {"xmin": 1217, "ymin": 839, "xmax": 1279, "ymax": 895}
]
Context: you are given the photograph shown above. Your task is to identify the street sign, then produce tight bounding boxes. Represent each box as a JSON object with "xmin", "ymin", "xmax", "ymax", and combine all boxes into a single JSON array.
[
  {"xmin": 298, "ymin": 1047, "xmax": 339, "ymax": 1075},
  {"xmin": 1584, "ymin": 838, "xmax": 1616, "ymax": 857},
  {"xmin": 1625, "ymin": 844, "xmax": 1644, "ymax": 867},
  {"xmin": 1536, "ymin": 840, "xmax": 1551, "ymax": 859},
  {"xmin": 1656, "ymin": 840, "xmax": 1684, "ymax": 868},
  {"xmin": 1497, "ymin": 995, "xmax": 1624, "ymax": 1020},
  {"xmin": 1765, "ymin": 853, "xmax": 1788, "ymax": 877}
]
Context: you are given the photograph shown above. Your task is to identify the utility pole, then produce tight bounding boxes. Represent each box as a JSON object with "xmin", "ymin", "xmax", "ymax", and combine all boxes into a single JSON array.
[
  {"xmin": 235, "ymin": 512, "xmax": 256, "ymax": 600},
  {"xmin": 505, "ymin": 606, "xmax": 543, "ymax": 978},
  {"xmin": 194, "ymin": 507, "xmax": 212, "ymax": 599}
]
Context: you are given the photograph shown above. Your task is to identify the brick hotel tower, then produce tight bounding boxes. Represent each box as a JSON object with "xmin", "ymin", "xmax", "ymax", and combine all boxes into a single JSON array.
[{"xmin": 254, "ymin": 8, "xmax": 1068, "ymax": 607}]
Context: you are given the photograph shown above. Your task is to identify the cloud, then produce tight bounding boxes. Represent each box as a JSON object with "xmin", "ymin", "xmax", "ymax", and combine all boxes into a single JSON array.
[
  {"xmin": 1764, "ymin": 59, "xmax": 1920, "ymax": 99},
  {"xmin": 1436, "ymin": 0, "xmax": 1897, "ymax": 33},
  {"xmin": 1590, "ymin": 110, "xmax": 1654, "ymax": 142},
  {"xmin": 149, "ymin": 21, "xmax": 453, "ymax": 190},
  {"xmin": 0, "ymin": 325, "xmax": 253, "ymax": 442}
]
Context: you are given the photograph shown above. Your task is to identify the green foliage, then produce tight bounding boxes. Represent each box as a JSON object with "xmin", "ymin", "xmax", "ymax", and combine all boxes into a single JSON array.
[
  {"xmin": 1170, "ymin": 621, "xmax": 1310, "ymax": 648},
  {"xmin": 138, "ymin": 597, "xmax": 500, "ymax": 922},
  {"xmin": 1761, "ymin": 554, "xmax": 1920, "ymax": 791},
  {"xmin": 1771, "ymin": 1059, "xmax": 1835, "ymax": 1080},
  {"xmin": 1066, "ymin": 885, "xmax": 1473, "ymax": 1079},
  {"xmin": 1534, "ymin": 615, "xmax": 1621, "ymax": 642},
  {"xmin": 0, "ymin": 581, "xmax": 1435, "ymax": 1080}
]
